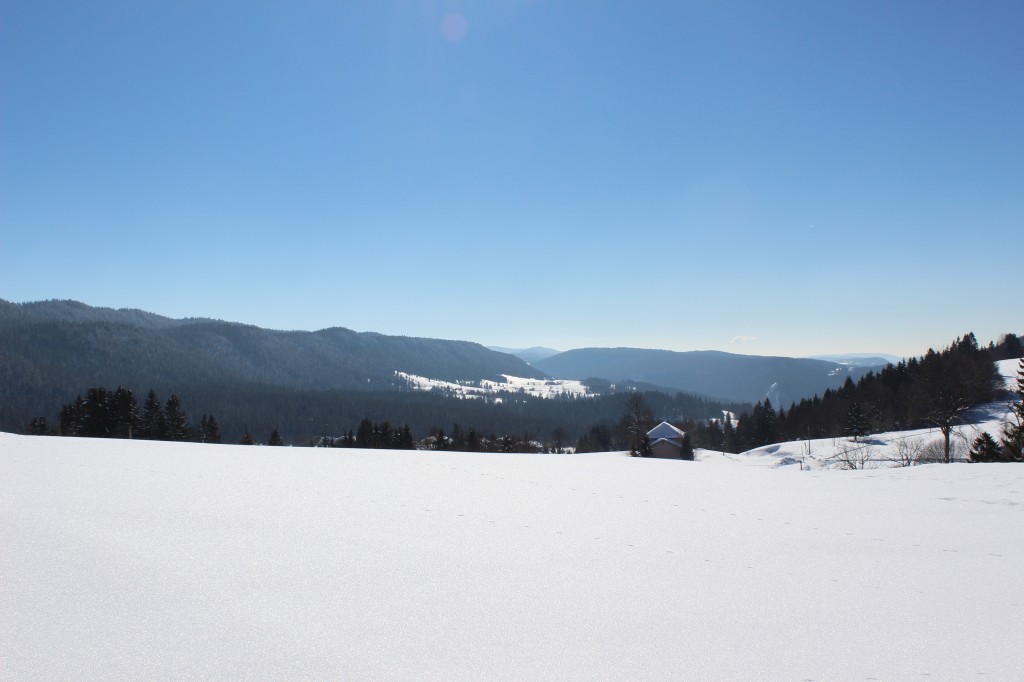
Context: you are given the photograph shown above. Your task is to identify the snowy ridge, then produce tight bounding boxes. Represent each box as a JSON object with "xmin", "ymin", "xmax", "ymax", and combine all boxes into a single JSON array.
[{"xmin": 396, "ymin": 371, "xmax": 597, "ymax": 400}]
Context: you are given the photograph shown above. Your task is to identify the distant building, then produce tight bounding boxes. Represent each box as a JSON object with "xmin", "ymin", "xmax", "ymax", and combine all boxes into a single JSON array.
[{"xmin": 647, "ymin": 421, "xmax": 691, "ymax": 460}]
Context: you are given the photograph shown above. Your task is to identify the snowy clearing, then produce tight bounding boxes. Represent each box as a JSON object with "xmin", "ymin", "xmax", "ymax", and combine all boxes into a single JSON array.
[
  {"xmin": 396, "ymin": 371, "xmax": 596, "ymax": 399},
  {"xmin": 2, "ymin": 432, "xmax": 1022, "ymax": 680}
]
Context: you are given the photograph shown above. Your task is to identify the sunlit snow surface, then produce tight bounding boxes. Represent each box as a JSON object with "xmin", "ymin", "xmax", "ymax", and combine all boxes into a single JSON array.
[
  {"xmin": 2, "ymin": 433, "xmax": 1022, "ymax": 680},
  {"xmin": 396, "ymin": 371, "xmax": 596, "ymax": 399}
]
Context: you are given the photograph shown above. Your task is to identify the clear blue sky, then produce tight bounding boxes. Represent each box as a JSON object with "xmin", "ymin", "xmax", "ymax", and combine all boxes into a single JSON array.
[{"xmin": 2, "ymin": 1, "xmax": 1021, "ymax": 358}]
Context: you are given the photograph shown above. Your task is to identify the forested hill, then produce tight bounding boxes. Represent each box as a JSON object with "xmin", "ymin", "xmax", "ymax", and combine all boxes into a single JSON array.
[
  {"xmin": 534, "ymin": 347, "xmax": 885, "ymax": 405},
  {"xmin": 0, "ymin": 299, "xmax": 545, "ymax": 428}
]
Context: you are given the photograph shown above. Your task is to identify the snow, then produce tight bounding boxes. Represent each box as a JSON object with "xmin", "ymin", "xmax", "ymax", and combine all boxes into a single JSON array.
[
  {"xmin": 396, "ymin": 371, "xmax": 596, "ymax": 399},
  {"xmin": 3, "ymin": 432, "xmax": 1022, "ymax": 680},
  {"xmin": 731, "ymin": 357, "xmax": 1022, "ymax": 470}
]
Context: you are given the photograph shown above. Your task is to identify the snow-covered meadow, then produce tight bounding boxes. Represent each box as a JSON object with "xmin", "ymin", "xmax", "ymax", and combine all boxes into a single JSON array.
[
  {"xmin": 2, "ymin": 431, "xmax": 1022, "ymax": 680},
  {"xmin": 396, "ymin": 371, "xmax": 596, "ymax": 400}
]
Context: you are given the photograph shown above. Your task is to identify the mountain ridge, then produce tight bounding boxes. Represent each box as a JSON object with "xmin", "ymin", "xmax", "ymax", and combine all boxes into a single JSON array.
[
  {"xmin": 533, "ymin": 346, "xmax": 886, "ymax": 405},
  {"xmin": 0, "ymin": 299, "xmax": 551, "ymax": 434}
]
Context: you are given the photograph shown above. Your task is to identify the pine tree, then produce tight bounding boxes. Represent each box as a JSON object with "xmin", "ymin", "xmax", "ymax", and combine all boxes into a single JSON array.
[
  {"xmin": 722, "ymin": 416, "xmax": 735, "ymax": 453},
  {"xmin": 164, "ymin": 394, "xmax": 190, "ymax": 441},
  {"xmin": 28, "ymin": 416, "xmax": 50, "ymax": 435},
  {"xmin": 199, "ymin": 414, "xmax": 221, "ymax": 444},
  {"xmin": 970, "ymin": 432, "xmax": 1004, "ymax": 463},
  {"xmin": 268, "ymin": 428, "xmax": 284, "ymax": 446},
  {"xmin": 450, "ymin": 423, "xmax": 465, "ymax": 451},
  {"xmin": 637, "ymin": 433, "xmax": 653, "ymax": 457},
  {"xmin": 395, "ymin": 424, "xmax": 416, "ymax": 450},
  {"xmin": 465, "ymin": 428, "xmax": 480, "ymax": 452},
  {"xmin": 680, "ymin": 433, "xmax": 694, "ymax": 460},
  {"xmin": 112, "ymin": 387, "xmax": 139, "ymax": 439},
  {"xmin": 844, "ymin": 402, "xmax": 869, "ymax": 441},
  {"xmin": 58, "ymin": 396, "xmax": 85, "ymax": 436},
  {"xmin": 139, "ymin": 390, "xmax": 166, "ymax": 440},
  {"xmin": 81, "ymin": 387, "xmax": 114, "ymax": 437},
  {"xmin": 622, "ymin": 393, "xmax": 654, "ymax": 456},
  {"xmin": 381, "ymin": 421, "xmax": 395, "ymax": 448},
  {"xmin": 355, "ymin": 419, "xmax": 374, "ymax": 448}
]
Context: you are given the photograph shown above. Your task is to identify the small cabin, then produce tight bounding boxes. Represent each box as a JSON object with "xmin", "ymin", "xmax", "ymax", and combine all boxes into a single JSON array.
[{"xmin": 647, "ymin": 421, "xmax": 691, "ymax": 460}]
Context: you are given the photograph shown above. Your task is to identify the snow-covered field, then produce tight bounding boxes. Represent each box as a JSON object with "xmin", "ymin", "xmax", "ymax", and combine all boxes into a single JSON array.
[
  {"xmin": 735, "ymin": 405, "xmax": 1011, "ymax": 470},
  {"xmin": 2, "ymin": 432, "xmax": 1022, "ymax": 680},
  {"xmin": 397, "ymin": 371, "xmax": 596, "ymax": 399}
]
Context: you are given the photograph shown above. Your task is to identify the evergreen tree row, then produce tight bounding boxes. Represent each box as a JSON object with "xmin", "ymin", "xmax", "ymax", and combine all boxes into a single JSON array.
[
  {"xmin": 984, "ymin": 333, "xmax": 1024, "ymax": 361},
  {"xmin": 316, "ymin": 419, "xmax": 576, "ymax": 454},
  {"xmin": 49, "ymin": 387, "xmax": 221, "ymax": 444},
  {"xmin": 730, "ymin": 333, "xmax": 1005, "ymax": 458},
  {"xmin": 316, "ymin": 419, "xmax": 417, "ymax": 450},
  {"xmin": 23, "ymin": 377, "xmax": 748, "ymax": 448}
]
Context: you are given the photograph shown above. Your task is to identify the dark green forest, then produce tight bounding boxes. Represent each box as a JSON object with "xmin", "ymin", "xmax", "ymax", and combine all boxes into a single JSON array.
[
  {"xmin": 722, "ymin": 333, "xmax": 1019, "ymax": 460},
  {"xmin": 32, "ymin": 378, "xmax": 751, "ymax": 449}
]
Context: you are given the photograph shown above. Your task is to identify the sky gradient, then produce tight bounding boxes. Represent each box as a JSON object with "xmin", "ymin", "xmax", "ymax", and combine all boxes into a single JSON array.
[{"xmin": 2, "ymin": 1, "xmax": 1021, "ymax": 358}]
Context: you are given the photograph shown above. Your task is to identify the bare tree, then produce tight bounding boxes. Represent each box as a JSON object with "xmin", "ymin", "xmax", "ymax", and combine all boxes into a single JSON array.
[
  {"xmin": 831, "ymin": 441, "xmax": 876, "ymax": 470},
  {"xmin": 926, "ymin": 388, "xmax": 971, "ymax": 464},
  {"xmin": 886, "ymin": 437, "xmax": 924, "ymax": 467},
  {"xmin": 917, "ymin": 439, "xmax": 949, "ymax": 464}
]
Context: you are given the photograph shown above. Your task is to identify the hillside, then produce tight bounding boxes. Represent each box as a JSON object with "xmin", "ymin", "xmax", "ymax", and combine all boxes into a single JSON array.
[
  {"xmin": 727, "ymin": 357, "xmax": 1022, "ymax": 469},
  {"xmin": 2, "ymin": 432, "xmax": 1021, "ymax": 680},
  {"xmin": 534, "ymin": 347, "xmax": 884, "ymax": 405},
  {"xmin": 0, "ymin": 299, "xmax": 546, "ymax": 432}
]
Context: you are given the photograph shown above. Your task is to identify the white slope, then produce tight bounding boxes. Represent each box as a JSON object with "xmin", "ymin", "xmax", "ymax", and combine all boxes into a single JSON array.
[
  {"xmin": 2, "ymin": 433, "xmax": 1022, "ymax": 680},
  {"xmin": 396, "ymin": 371, "xmax": 596, "ymax": 399},
  {"xmin": 737, "ymin": 357, "xmax": 1022, "ymax": 470}
]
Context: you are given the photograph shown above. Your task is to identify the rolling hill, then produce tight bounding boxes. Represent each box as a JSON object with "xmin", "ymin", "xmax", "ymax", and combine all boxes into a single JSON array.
[{"xmin": 0, "ymin": 299, "xmax": 547, "ymax": 433}]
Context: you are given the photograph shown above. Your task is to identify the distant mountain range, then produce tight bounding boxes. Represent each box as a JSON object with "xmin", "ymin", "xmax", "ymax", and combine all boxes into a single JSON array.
[
  {"xmin": 808, "ymin": 353, "xmax": 903, "ymax": 366},
  {"xmin": 1, "ymin": 299, "xmax": 897, "ymax": 437},
  {"xmin": 532, "ymin": 347, "xmax": 887, "ymax": 406},
  {"xmin": 0, "ymin": 299, "xmax": 553, "ymax": 434},
  {"xmin": 0, "ymin": 299, "xmax": 544, "ymax": 392},
  {"xmin": 486, "ymin": 346, "xmax": 562, "ymax": 364}
]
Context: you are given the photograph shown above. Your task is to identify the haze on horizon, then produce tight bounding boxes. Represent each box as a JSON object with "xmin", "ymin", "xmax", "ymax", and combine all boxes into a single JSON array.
[{"xmin": 2, "ymin": 1, "xmax": 1021, "ymax": 359}]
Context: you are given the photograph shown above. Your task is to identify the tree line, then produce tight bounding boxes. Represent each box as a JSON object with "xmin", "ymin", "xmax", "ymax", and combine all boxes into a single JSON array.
[
  {"xmin": 35, "ymin": 387, "xmax": 225, "ymax": 444},
  {"xmin": 23, "ymin": 379, "xmax": 749, "ymax": 449},
  {"xmin": 678, "ymin": 333, "xmax": 1017, "ymax": 463},
  {"xmin": 732, "ymin": 333, "xmax": 1003, "ymax": 460},
  {"xmin": 315, "ymin": 419, "xmax": 567, "ymax": 453},
  {"xmin": 573, "ymin": 332, "xmax": 1020, "ymax": 463}
]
